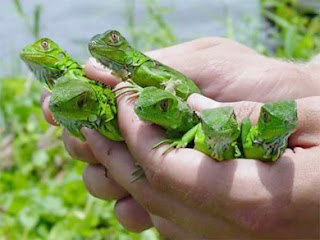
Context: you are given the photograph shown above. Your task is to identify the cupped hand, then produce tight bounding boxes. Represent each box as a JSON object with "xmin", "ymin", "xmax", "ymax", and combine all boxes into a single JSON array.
[
  {"xmin": 81, "ymin": 91, "xmax": 320, "ymax": 239},
  {"xmin": 40, "ymin": 37, "xmax": 320, "ymax": 238}
]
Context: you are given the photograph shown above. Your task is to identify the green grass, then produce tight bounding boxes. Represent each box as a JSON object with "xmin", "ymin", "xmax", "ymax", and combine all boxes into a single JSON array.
[
  {"xmin": 1, "ymin": 0, "xmax": 319, "ymax": 239},
  {"xmin": 261, "ymin": 0, "xmax": 320, "ymax": 60}
]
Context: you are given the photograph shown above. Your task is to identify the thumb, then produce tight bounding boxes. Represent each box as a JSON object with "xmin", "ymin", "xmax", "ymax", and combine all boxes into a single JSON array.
[{"xmin": 187, "ymin": 93, "xmax": 262, "ymax": 125}]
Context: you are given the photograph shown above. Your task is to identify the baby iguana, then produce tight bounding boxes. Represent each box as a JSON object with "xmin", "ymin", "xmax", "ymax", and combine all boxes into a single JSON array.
[
  {"xmin": 197, "ymin": 108, "xmax": 242, "ymax": 160},
  {"xmin": 240, "ymin": 100, "xmax": 297, "ymax": 161},
  {"xmin": 20, "ymin": 38, "xmax": 123, "ymax": 141},
  {"xmin": 88, "ymin": 30, "xmax": 201, "ymax": 100},
  {"xmin": 49, "ymin": 77, "xmax": 122, "ymax": 141},
  {"xmin": 134, "ymin": 87, "xmax": 241, "ymax": 160},
  {"xmin": 20, "ymin": 38, "xmax": 84, "ymax": 90}
]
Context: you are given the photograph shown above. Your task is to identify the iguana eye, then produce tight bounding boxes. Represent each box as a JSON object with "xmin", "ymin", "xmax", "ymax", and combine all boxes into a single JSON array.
[
  {"xmin": 262, "ymin": 111, "xmax": 270, "ymax": 123},
  {"xmin": 77, "ymin": 97, "xmax": 86, "ymax": 108},
  {"xmin": 110, "ymin": 33, "xmax": 119, "ymax": 43},
  {"xmin": 41, "ymin": 40, "xmax": 49, "ymax": 50},
  {"xmin": 160, "ymin": 100, "xmax": 169, "ymax": 112}
]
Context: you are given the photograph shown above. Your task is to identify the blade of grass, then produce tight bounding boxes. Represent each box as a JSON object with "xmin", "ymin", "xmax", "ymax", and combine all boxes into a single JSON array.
[
  {"xmin": 33, "ymin": 4, "xmax": 42, "ymax": 39},
  {"xmin": 12, "ymin": 0, "xmax": 24, "ymax": 16}
]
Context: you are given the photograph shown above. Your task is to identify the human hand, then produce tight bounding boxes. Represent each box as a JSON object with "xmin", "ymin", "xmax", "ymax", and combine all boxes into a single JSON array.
[
  {"xmin": 85, "ymin": 37, "xmax": 320, "ymax": 102},
  {"xmin": 81, "ymin": 92, "xmax": 320, "ymax": 239},
  {"xmin": 41, "ymin": 37, "xmax": 320, "ymax": 238}
]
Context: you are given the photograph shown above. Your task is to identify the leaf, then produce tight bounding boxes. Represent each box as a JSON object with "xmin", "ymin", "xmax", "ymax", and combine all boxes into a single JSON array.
[
  {"xmin": 18, "ymin": 207, "xmax": 40, "ymax": 229},
  {"xmin": 32, "ymin": 150, "xmax": 49, "ymax": 168}
]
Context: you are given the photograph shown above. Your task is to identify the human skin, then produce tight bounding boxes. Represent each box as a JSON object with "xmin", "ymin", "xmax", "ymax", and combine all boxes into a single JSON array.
[{"xmin": 41, "ymin": 37, "xmax": 320, "ymax": 239}]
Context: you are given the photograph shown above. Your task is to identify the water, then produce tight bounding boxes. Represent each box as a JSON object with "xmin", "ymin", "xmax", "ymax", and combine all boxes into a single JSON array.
[{"xmin": 0, "ymin": 0, "xmax": 260, "ymax": 76}]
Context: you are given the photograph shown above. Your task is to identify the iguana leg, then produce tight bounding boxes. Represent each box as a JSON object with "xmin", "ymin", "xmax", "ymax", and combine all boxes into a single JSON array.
[
  {"xmin": 161, "ymin": 79, "xmax": 182, "ymax": 94},
  {"xmin": 240, "ymin": 117, "xmax": 252, "ymax": 158},
  {"xmin": 265, "ymin": 138, "xmax": 288, "ymax": 162},
  {"xmin": 233, "ymin": 144, "xmax": 243, "ymax": 158},
  {"xmin": 153, "ymin": 124, "xmax": 200, "ymax": 155},
  {"xmin": 240, "ymin": 117, "xmax": 252, "ymax": 145}
]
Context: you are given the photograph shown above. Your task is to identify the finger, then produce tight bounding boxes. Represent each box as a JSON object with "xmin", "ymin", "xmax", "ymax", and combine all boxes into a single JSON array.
[
  {"xmin": 289, "ymin": 96, "xmax": 320, "ymax": 147},
  {"xmin": 151, "ymin": 215, "xmax": 211, "ymax": 240},
  {"xmin": 115, "ymin": 85, "xmax": 303, "ymax": 223},
  {"xmin": 62, "ymin": 129, "xmax": 98, "ymax": 164},
  {"xmin": 188, "ymin": 94, "xmax": 320, "ymax": 147},
  {"xmin": 83, "ymin": 164, "xmax": 128, "ymax": 201},
  {"xmin": 40, "ymin": 92, "xmax": 59, "ymax": 126},
  {"xmin": 84, "ymin": 58, "xmax": 121, "ymax": 87},
  {"xmin": 114, "ymin": 197, "xmax": 153, "ymax": 232},
  {"xmin": 145, "ymin": 37, "xmax": 223, "ymax": 62},
  {"xmin": 187, "ymin": 93, "xmax": 262, "ymax": 124},
  {"xmin": 82, "ymin": 127, "xmax": 246, "ymax": 238}
]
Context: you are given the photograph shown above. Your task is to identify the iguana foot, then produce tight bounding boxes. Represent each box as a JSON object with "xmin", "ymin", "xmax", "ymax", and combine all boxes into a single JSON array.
[
  {"xmin": 153, "ymin": 138, "xmax": 188, "ymax": 155},
  {"xmin": 161, "ymin": 79, "xmax": 182, "ymax": 94},
  {"xmin": 113, "ymin": 80, "xmax": 143, "ymax": 99},
  {"xmin": 131, "ymin": 163, "xmax": 145, "ymax": 182}
]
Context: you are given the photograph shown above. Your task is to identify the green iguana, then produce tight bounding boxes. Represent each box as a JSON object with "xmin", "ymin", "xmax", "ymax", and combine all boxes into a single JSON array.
[
  {"xmin": 197, "ymin": 107, "xmax": 242, "ymax": 160},
  {"xmin": 20, "ymin": 38, "xmax": 84, "ymax": 90},
  {"xmin": 20, "ymin": 38, "xmax": 123, "ymax": 141},
  {"xmin": 49, "ymin": 77, "xmax": 122, "ymax": 141},
  {"xmin": 88, "ymin": 30, "xmax": 201, "ymax": 100},
  {"xmin": 240, "ymin": 100, "xmax": 298, "ymax": 161},
  {"xmin": 133, "ymin": 87, "xmax": 241, "ymax": 160}
]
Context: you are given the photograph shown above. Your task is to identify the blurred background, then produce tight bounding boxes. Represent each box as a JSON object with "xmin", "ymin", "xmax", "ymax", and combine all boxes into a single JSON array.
[{"xmin": 0, "ymin": 0, "xmax": 319, "ymax": 239}]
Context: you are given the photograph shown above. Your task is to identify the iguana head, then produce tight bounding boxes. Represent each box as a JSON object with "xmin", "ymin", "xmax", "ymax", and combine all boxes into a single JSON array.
[
  {"xmin": 88, "ymin": 30, "xmax": 131, "ymax": 68},
  {"xmin": 258, "ymin": 100, "xmax": 298, "ymax": 140},
  {"xmin": 201, "ymin": 107, "xmax": 240, "ymax": 144},
  {"xmin": 20, "ymin": 38, "xmax": 82, "ymax": 90},
  {"xmin": 49, "ymin": 77, "xmax": 100, "ymax": 122},
  {"xmin": 134, "ymin": 87, "xmax": 182, "ymax": 128}
]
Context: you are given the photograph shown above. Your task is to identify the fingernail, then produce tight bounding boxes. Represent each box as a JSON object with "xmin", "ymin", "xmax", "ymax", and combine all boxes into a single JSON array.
[
  {"xmin": 187, "ymin": 93, "xmax": 222, "ymax": 111},
  {"xmin": 81, "ymin": 127, "xmax": 96, "ymax": 138}
]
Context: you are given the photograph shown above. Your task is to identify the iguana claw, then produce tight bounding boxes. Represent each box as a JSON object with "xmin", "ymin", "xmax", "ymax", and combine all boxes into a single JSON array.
[
  {"xmin": 114, "ymin": 89, "xmax": 140, "ymax": 98},
  {"xmin": 153, "ymin": 139, "xmax": 187, "ymax": 155},
  {"xmin": 131, "ymin": 163, "xmax": 145, "ymax": 182},
  {"xmin": 114, "ymin": 81, "xmax": 143, "ymax": 99}
]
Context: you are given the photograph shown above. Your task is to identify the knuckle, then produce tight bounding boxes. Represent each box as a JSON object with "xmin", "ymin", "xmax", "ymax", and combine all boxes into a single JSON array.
[{"xmin": 194, "ymin": 36, "xmax": 227, "ymax": 47}]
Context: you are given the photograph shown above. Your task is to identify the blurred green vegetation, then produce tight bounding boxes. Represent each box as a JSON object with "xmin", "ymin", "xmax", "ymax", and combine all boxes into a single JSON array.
[
  {"xmin": 0, "ymin": 0, "xmax": 319, "ymax": 239},
  {"xmin": 261, "ymin": 0, "xmax": 320, "ymax": 60}
]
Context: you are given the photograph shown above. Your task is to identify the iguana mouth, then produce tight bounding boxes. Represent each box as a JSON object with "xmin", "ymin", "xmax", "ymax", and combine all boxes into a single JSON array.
[{"xmin": 51, "ymin": 114, "xmax": 60, "ymax": 126}]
